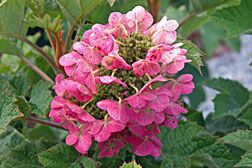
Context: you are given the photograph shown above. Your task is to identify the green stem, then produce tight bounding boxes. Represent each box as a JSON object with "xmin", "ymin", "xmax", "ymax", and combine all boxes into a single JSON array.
[{"xmin": 64, "ymin": 24, "xmax": 75, "ymax": 54}]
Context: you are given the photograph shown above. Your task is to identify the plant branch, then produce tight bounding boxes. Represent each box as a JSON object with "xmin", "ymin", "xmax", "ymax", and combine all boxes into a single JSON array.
[
  {"xmin": 20, "ymin": 56, "xmax": 54, "ymax": 84},
  {"xmin": 45, "ymin": 28, "xmax": 56, "ymax": 53},
  {"xmin": 147, "ymin": 0, "xmax": 160, "ymax": 23},
  {"xmin": 179, "ymin": 12, "xmax": 197, "ymax": 26},
  {"xmin": 64, "ymin": 24, "xmax": 75, "ymax": 54},
  {"xmin": 1, "ymin": 32, "xmax": 60, "ymax": 73},
  {"xmin": 54, "ymin": 31, "xmax": 64, "ymax": 70},
  {"xmin": 25, "ymin": 116, "xmax": 65, "ymax": 130}
]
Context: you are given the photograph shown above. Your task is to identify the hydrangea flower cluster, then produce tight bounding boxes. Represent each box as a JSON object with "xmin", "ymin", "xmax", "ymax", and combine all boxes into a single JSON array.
[{"xmin": 49, "ymin": 6, "xmax": 194, "ymax": 158}]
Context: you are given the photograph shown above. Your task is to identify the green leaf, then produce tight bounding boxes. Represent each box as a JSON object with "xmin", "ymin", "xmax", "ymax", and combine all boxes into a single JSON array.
[
  {"xmin": 107, "ymin": 0, "xmax": 116, "ymax": 7},
  {"xmin": 180, "ymin": 15, "xmax": 210, "ymax": 37},
  {"xmin": 0, "ymin": 0, "xmax": 25, "ymax": 35},
  {"xmin": 206, "ymin": 78, "xmax": 249, "ymax": 118},
  {"xmin": 205, "ymin": 115, "xmax": 248, "ymax": 134},
  {"xmin": 135, "ymin": 156, "xmax": 161, "ymax": 168},
  {"xmin": 38, "ymin": 144, "xmax": 97, "ymax": 168},
  {"xmin": 223, "ymin": 130, "xmax": 252, "ymax": 151},
  {"xmin": 238, "ymin": 101, "xmax": 252, "ymax": 129},
  {"xmin": 0, "ymin": 140, "xmax": 54, "ymax": 168},
  {"xmin": 0, "ymin": 126, "xmax": 26, "ymax": 164},
  {"xmin": 57, "ymin": 0, "xmax": 103, "ymax": 25},
  {"xmin": 160, "ymin": 122, "xmax": 235, "ymax": 168},
  {"xmin": 87, "ymin": 0, "xmax": 146, "ymax": 24},
  {"xmin": 0, "ymin": 81, "xmax": 22, "ymax": 133},
  {"xmin": 0, "ymin": 38, "xmax": 24, "ymax": 57},
  {"xmin": 120, "ymin": 161, "xmax": 142, "ymax": 168},
  {"xmin": 212, "ymin": 0, "xmax": 252, "ymax": 37},
  {"xmin": 177, "ymin": 38, "xmax": 204, "ymax": 73},
  {"xmin": 189, "ymin": 0, "xmax": 241, "ymax": 12},
  {"xmin": 30, "ymin": 80, "xmax": 53, "ymax": 117},
  {"xmin": 23, "ymin": 125, "xmax": 58, "ymax": 142},
  {"xmin": 235, "ymin": 150, "xmax": 252, "ymax": 167},
  {"xmin": 179, "ymin": 0, "xmax": 241, "ymax": 37}
]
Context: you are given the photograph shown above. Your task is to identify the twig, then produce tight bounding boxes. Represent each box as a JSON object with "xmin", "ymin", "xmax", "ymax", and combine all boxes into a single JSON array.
[
  {"xmin": 45, "ymin": 29, "xmax": 56, "ymax": 53},
  {"xmin": 20, "ymin": 56, "xmax": 54, "ymax": 84},
  {"xmin": 179, "ymin": 12, "xmax": 197, "ymax": 26},
  {"xmin": 63, "ymin": 24, "xmax": 75, "ymax": 54},
  {"xmin": 1, "ymin": 32, "xmax": 60, "ymax": 73},
  {"xmin": 25, "ymin": 116, "xmax": 65, "ymax": 130},
  {"xmin": 147, "ymin": 0, "xmax": 160, "ymax": 23},
  {"xmin": 54, "ymin": 31, "xmax": 64, "ymax": 70}
]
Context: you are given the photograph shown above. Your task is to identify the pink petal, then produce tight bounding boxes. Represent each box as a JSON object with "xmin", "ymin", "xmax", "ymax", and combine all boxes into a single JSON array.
[
  {"xmin": 95, "ymin": 76, "xmax": 127, "ymax": 88},
  {"xmin": 59, "ymin": 52, "xmax": 82, "ymax": 66},
  {"xmin": 66, "ymin": 133, "xmax": 79, "ymax": 145},
  {"xmin": 132, "ymin": 60, "xmax": 160, "ymax": 76},
  {"xmin": 136, "ymin": 109, "xmax": 155, "ymax": 126},
  {"xmin": 74, "ymin": 134, "xmax": 92, "ymax": 154}
]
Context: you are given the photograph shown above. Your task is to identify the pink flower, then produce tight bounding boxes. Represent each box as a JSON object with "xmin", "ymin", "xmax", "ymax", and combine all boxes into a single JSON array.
[
  {"xmin": 127, "ymin": 124, "xmax": 161, "ymax": 157},
  {"xmin": 108, "ymin": 12, "xmax": 128, "ymax": 37},
  {"xmin": 88, "ymin": 24, "xmax": 119, "ymax": 55},
  {"xmin": 165, "ymin": 102, "xmax": 187, "ymax": 115},
  {"xmin": 150, "ymin": 16, "xmax": 179, "ymax": 44},
  {"xmin": 98, "ymin": 133, "xmax": 126, "ymax": 158},
  {"xmin": 162, "ymin": 56, "xmax": 191, "ymax": 74},
  {"xmin": 164, "ymin": 115, "xmax": 178, "ymax": 129},
  {"xmin": 73, "ymin": 41, "xmax": 102, "ymax": 65},
  {"xmin": 55, "ymin": 74, "xmax": 92, "ymax": 102},
  {"xmin": 95, "ymin": 76, "xmax": 127, "ymax": 88},
  {"xmin": 59, "ymin": 52, "xmax": 98, "ymax": 94},
  {"xmin": 49, "ymin": 96, "xmax": 95, "ymax": 124},
  {"xmin": 125, "ymin": 75, "xmax": 168, "ymax": 109},
  {"xmin": 101, "ymin": 54, "xmax": 131, "ymax": 70},
  {"xmin": 132, "ymin": 59, "xmax": 160, "ymax": 76},
  {"xmin": 166, "ymin": 74, "xmax": 195, "ymax": 99},
  {"xmin": 97, "ymin": 100, "xmax": 132, "ymax": 123},
  {"xmin": 125, "ymin": 6, "xmax": 153, "ymax": 33},
  {"xmin": 146, "ymin": 44, "xmax": 173, "ymax": 62},
  {"xmin": 89, "ymin": 117, "xmax": 125, "ymax": 142},
  {"xmin": 66, "ymin": 123, "xmax": 92, "ymax": 154}
]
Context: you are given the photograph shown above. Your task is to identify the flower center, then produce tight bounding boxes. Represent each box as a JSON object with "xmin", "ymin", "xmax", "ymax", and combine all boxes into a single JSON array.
[{"xmin": 118, "ymin": 33, "xmax": 152, "ymax": 64}]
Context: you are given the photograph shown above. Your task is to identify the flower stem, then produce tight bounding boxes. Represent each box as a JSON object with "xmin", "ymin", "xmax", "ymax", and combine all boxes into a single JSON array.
[
  {"xmin": 64, "ymin": 24, "xmax": 75, "ymax": 54},
  {"xmin": 20, "ymin": 56, "xmax": 54, "ymax": 84},
  {"xmin": 25, "ymin": 116, "xmax": 65, "ymax": 130}
]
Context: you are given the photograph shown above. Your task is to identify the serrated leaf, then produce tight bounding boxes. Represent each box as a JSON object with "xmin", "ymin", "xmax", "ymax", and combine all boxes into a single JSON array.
[
  {"xmin": 180, "ymin": 15, "xmax": 210, "ymax": 37},
  {"xmin": 0, "ymin": 140, "xmax": 54, "ymax": 168},
  {"xmin": 178, "ymin": 38, "xmax": 204, "ymax": 73},
  {"xmin": 212, "ymin": 0, "xmax": 252, "ymax": 37},
  {"xmin": 189, "ymin": 0, "xmax": 241, "ymax": 13},
  {"xmin": 38, "ymin": 144, "xmax": 96, "ymax": 168},
  {"xmin": 206, "ymin": 78, "xmax": 249, "ymax": 118},
  {"xmin": 120, "ymin": 161, "xmax": 142, "ymax": 168},
  {"xmin": 0, "ymin": 81, "xmax": 22, "ymax": 133},
  {"xmin": 0, "ymin": 126, "xmax": 26, "ymax": 164},
  {"xmin": 238, "ymin": 102, "xmax": 252, "ymax": 129},
  {"xmin": 179, "ymin": 0, "xmax": 240, "ymax": 37},
  {"xmin": 0, "ymin": 0, "xmax": 25, "ymax": 35},
  {"xmin": 235, "ymin": 150, "xmax": 252, "ymax": 167},
  {"xmin": 30, "ymin": 80, "xmax": 53, "ymax": 117},
  {"xmin": 205, "ymin": 115, "xmax": 248, "ymax": 134},
  {"xmin": 223, "ymin": 130, "xmax": 252, "ymax": 151},
  {"xmin": 57, "ymin": 0, "xmax": 103, "ymax": 25},
  {"xmin": 0, "ymin": 38, "xmax": 24, "ymax": 57},
  {"xmin": 160, "ymin": 122, "xmax": 235, "ymax": 168}
]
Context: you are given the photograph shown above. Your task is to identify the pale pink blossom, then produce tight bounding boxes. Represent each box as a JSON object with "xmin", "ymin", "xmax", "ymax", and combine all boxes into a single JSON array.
[
  {"xmin": 101, "ymin": 54, "xmax": 131, "ymax": 70},
  {"xmin": 132, "ymin": 59, "xmax": 160, "ymax": 76},
  {"xmin": 150, "ymin": 16, "xmax": 179, "ymax": 44},
  {"xmin": 95, "ymin": 76, "xmax": 127, "ymax": 88}
]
